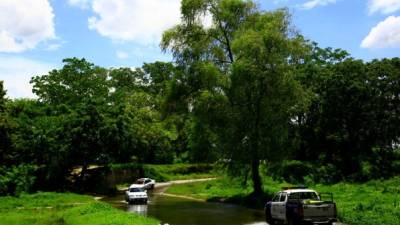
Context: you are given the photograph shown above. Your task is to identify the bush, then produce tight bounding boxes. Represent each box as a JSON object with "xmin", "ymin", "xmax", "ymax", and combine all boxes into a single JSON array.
[
  {"xmin": 269, "ymin": 160, "xmax": 313, "ymax": 184},
  {"xmin": 0, "ymin": 164, "xmax": 38, "ymax": 196},
  {"xmin": 313, "ymin": 163, "xmax": 342, "ymax": 184},
  {"xmin": 267, "ymin": 160, "xmax": 344, "ymax": 184}
]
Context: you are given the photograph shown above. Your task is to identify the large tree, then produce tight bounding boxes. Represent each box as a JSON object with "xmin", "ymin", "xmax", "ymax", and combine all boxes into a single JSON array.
[
  {"xmin": 0, "ymin": 81, "xmax": 11, "ymax": 164},
  {"xmin": 30, "ymin": 58, "xmax": 111, "ymax": 181},
  {"xmin": 162, "ymin": 0, "xmax": 310, "ymax": 195}
]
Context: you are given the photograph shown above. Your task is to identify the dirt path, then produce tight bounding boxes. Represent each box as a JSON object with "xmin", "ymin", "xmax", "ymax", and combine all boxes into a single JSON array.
[
  {"xmin": 118, "ymin": 177, "xmax": 217, "ymax": 192},
  {"xmin": 156, "ymin": 177, "xmax": 217, "ymax": 188}
]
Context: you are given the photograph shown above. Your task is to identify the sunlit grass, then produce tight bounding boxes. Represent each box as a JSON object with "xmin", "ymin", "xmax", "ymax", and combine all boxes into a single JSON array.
[
  {"xmin": 143, "ymin": 163, "xmax": 217, "ymax": 181},
  {"xmin": 0, "ymin": 192, "xmax": 159, "ymax": 225}
]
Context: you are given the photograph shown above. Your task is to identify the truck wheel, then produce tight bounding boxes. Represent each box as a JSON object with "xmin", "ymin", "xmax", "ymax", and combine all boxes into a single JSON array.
[
  {"xmin": 266, "ymin": 218, "xmax": 275, "ymax": 225},
  {"xmin": 287, "ymin": 218, "xmax": 299, "ymax": 225},
  {"xmin": 265, "ymin": 211, "xmax": 274, "ymax": 224}
]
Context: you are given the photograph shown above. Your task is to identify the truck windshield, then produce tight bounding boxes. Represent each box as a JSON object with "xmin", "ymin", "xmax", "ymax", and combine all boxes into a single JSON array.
[
  {"xmin": 288, "ymin": 192, "xmax": 319, "ymax": 201},
  {"xmin": 129, "ymin": 188, "xmax": 144, "ymax": 192}
]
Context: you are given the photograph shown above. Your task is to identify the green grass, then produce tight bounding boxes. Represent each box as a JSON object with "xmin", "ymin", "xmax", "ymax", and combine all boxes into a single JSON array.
[
  {"xmin": 167, "ymin": 176, "xmax": 289, "ymax": 202},
  {"xmin": 0, "ymin": 192, "xmax": 159, "ymax": 225},
  {"xmin": 143, "ymin": 163, "xmax": 216, "ymax": 181},
  {"xmin": 315, "ymin": 178, "xmax": 400, "ymax": 225},
  {"xmin": 166, "ymin": 176, "xmax": 400, "ymax": 225},
  {"xmin": 111, "ymin": 163, "xmax": 216, "ymax": 185}
]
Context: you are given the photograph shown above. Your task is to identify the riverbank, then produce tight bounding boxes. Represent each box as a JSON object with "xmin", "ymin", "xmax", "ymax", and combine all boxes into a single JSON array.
[
  {"xmin": 0, "ymin": 192, "xmax": 159, "ymax": 225},
  {"xmin": 166, "ymin": 176, "xmax": 400, "ymax": 225}
]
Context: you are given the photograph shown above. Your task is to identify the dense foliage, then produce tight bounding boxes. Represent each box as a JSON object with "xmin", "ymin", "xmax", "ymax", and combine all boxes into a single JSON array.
[
  {"xmin": 0, "ymin": 0, "xmax": 399, "ymax": 196},
  {"xmin": 293, "ymin": 50, "xmax": 400, "ymax": 182},
  {"xmin": 0, "ymin": 59, "xmax": 180, "ymax": 194}
]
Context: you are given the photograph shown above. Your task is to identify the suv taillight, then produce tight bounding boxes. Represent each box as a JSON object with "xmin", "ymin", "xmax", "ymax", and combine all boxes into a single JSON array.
[{"xmin": 298, "ymin": 206, "xmax": 304, "ymax": 217}]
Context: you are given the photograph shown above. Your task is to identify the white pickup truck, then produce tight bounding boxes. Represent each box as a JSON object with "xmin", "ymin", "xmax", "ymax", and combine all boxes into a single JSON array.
[{"xmin": 265, "ymin": 187, "xmax": 337, "ymax": 225}]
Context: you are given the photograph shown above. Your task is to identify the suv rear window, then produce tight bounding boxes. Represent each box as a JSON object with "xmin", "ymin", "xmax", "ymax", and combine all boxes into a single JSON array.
[{"xmin": 288, "ymin": 192, "xmax": 319, "ymax": 201}]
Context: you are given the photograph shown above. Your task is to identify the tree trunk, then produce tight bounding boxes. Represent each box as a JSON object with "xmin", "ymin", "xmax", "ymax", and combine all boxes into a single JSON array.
[
  {"xmin": 242, "ymin": 167, "xmax": 249, "ymax": 186},
  {"xmin": 251, "ymin": 158, "xmax": 263, "ymax": 196}
]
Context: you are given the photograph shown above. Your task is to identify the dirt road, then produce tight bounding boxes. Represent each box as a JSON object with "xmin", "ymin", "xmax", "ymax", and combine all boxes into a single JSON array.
[{"xmin": 118, "ymin": 177, "xmax": 217, "ymax": 192}]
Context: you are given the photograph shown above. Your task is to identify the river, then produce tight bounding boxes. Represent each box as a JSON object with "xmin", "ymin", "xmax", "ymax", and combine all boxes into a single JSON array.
[{"xmin": 102, "ymin": 186, "xmax": 267, "ymax": 225}]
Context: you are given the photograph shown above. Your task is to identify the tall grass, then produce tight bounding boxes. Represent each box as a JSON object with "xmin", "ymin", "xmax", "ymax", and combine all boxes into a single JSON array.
[{"xmin": 315, "ymin": 178, "xmax": 400, "ymax": 225}]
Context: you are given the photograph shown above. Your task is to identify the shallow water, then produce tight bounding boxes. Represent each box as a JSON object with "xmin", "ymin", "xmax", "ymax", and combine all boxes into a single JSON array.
[{"xmin": 102, "ymin": 188, "xmax": 267, "ymax": 225}]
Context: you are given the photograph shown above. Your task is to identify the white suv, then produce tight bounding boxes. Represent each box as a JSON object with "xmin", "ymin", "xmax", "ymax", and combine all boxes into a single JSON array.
[
  {"xmin": 125, "ymin": 184, "xmax": 148, "ymax": 204},
  {"xmin": 135, "ymin": 178, "xmax": 156, "ymax": 190}
]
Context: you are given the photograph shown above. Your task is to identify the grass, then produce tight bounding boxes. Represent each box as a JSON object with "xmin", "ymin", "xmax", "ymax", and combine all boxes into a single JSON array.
[
  {"xmin": 315, "ymin": 178, "xmax": 400, "ymax": 225},
  {"xmin": 166, "ymin": 176, "xmax": 400, "ymax": 225},
  {"xmin": 116, "ymin": 163, "xmax": 216, "ymax": 190},
  {"xmin": 143, "ymin": 163, "xmax": 216, "ymax": 181},
  {"xmin": 112, "ymin": 163, "xmax": 216, "ymax": 190},
  {"xmin": 166, "ymin": 176, "xmax": 287, "ymax": 207},
  {"xmin": 0, "ymin": 192, "xmax": 159, "ymax": 225}
]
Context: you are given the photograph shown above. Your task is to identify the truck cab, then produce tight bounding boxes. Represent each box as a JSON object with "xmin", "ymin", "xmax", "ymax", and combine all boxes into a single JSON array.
[{"xmin": 265, "ymin": 187, "xmax": 337, "ymax": 225}]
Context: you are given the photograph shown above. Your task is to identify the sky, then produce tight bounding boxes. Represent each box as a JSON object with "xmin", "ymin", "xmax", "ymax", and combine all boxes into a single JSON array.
[{"xmin": 0, "ymin": 0, "xmax": 399, "ymax": 98}]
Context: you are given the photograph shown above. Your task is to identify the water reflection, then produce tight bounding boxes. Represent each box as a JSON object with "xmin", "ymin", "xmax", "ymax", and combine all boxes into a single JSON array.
[
  {"xmin": 103, "ymin": 190, "xmax": 268, "ymax": 225},
  {"xmin": 127, "ymin": 203, "xmax": 148, "ymax": 215},
  {"xmin": 244, "ymin": 223, "xmax": 268, "ymax": 225}
]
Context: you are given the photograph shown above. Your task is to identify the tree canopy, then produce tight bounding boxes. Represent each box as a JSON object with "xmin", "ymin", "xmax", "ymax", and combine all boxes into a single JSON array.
[{"xmin": 1, "ymin": 0, "xmax": 400, "ymax": 196}]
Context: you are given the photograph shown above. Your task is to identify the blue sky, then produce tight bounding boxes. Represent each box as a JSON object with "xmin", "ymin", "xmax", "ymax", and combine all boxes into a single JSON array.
[{"xmin": 0, "ymin": 0, "xmax": 400, "ymax": 98}]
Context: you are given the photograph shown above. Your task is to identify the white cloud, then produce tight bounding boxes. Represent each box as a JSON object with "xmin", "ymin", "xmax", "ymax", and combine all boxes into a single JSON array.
[
  {"xmin": 361, "ymin": 16, "xmax": 400, "ymax": 49},
  {"xmin": 300, "ymin": 0, "xmax": 337, "ymax": 10},
  {"xmin": 202, "ymin": 12, "xmax": 213, "ymax": 29},
  {"xmin": 368, "ymin": 0, "xmax": 400, "ymax": 14},
  {"xmin": 45, "ymin": 43, "xmax": 62, "ymax": 51},
  {"xmin": 68, "ymin": 0, "xmax": 92, "ymax": 9},
  {"xmin": 0, "ymin": 0, "xmax": 55, "ymax": 53},
  {"xmin": 0, "ymin": 57, "xmax": 55, "ymax": 98},
  {"xmin": 87, "ymin": 0, "xmax": 181, "ymax": 46},
  {"xmin": 116, "ymin": 50, "xmax": 129, "ymax": 59}
]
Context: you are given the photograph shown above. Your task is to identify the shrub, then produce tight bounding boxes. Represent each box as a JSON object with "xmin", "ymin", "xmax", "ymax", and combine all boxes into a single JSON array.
[
  {"xmin": 268, "ymin": 160, "xmax": 313, "ymax": 184},
  {"xmin": 0, "ymin": 164, "xmax": 38, "ymax": 196},
  {"xmin": 312, "ymin": 163, "xmax": 343, "ymax": 184}
]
